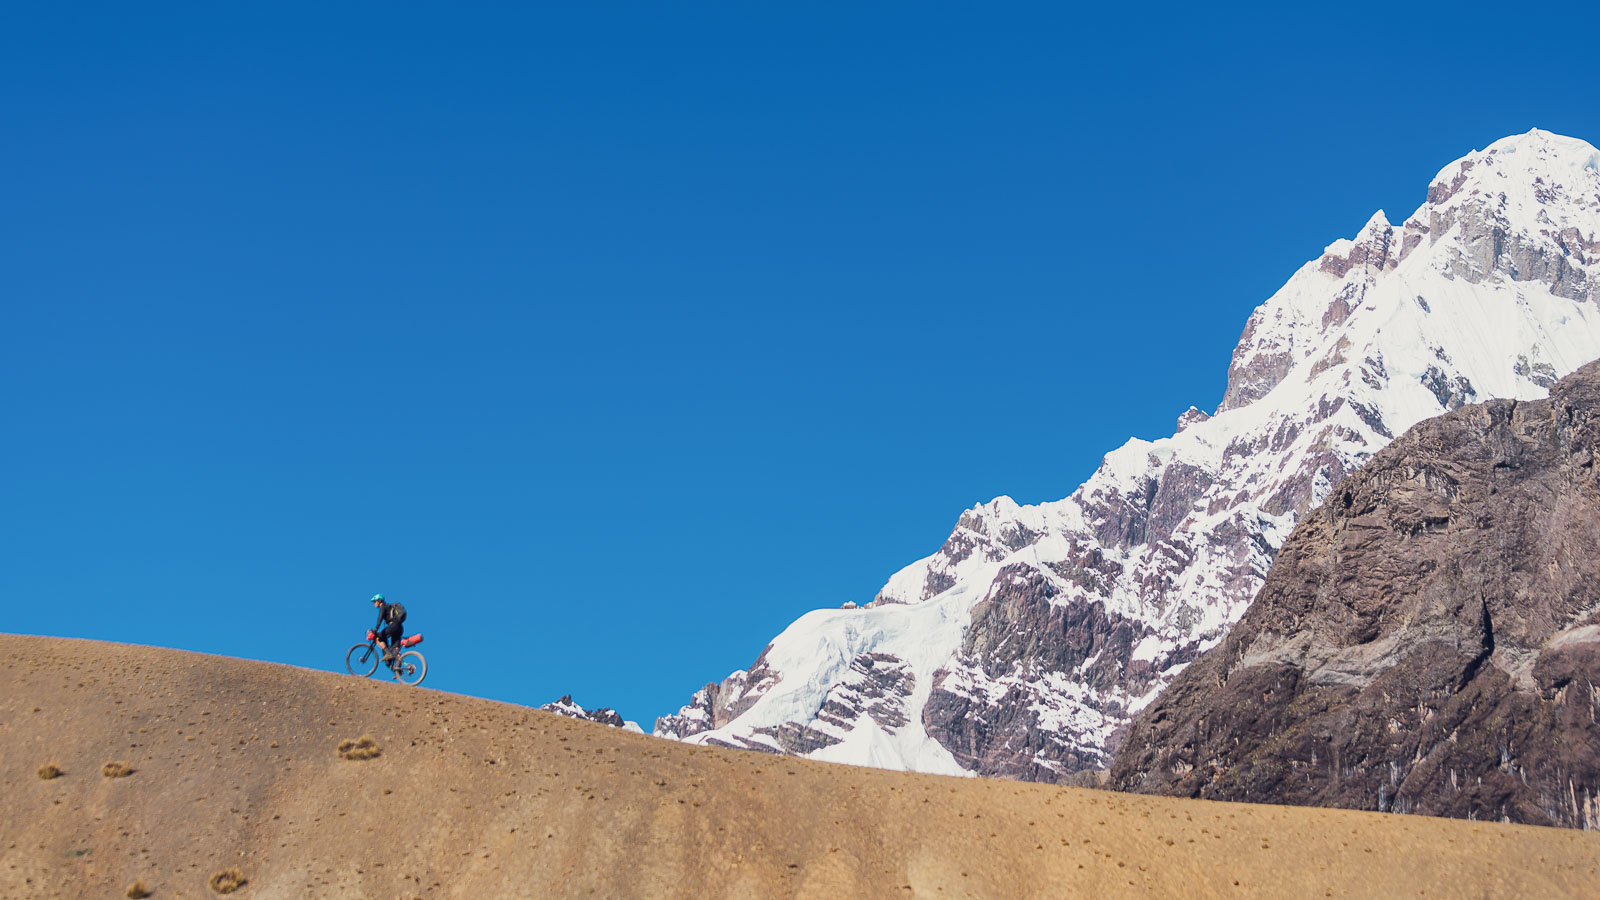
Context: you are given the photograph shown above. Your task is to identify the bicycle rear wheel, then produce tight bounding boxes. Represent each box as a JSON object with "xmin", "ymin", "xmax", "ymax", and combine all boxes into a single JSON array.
[
  {"xmin": 396, "ymin": 650, "xmax": 426, "ymax": 686},
  {"xmin": 346, "ymin": 643, "xmax": 379, "ymax": 677}
]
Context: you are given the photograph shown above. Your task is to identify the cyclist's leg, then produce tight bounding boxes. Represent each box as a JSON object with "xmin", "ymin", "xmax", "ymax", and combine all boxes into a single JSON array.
[{"xmin": 381, "ymin": 623, "xmax": 403, "ymax": 661}]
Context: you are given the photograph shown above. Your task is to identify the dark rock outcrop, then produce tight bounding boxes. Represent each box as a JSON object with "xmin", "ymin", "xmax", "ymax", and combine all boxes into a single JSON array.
[
  {"xmin": 923, "ymin": 564, "xmax": 1208, "ymax": 779},
  {"xmin": 817, "ymin": 652, "xmax": 915, "ymax": 732},
  {"xmin": 1435, "ymin": 194, "xmax": 1598, "ymax": 303},
  {"xmin": 1110, "ymin": 361, "xmax": 1600, "ymax": 828},
  {"xmin": 653, "ymin": 661, "xmax": 767, "ymax": 740}
]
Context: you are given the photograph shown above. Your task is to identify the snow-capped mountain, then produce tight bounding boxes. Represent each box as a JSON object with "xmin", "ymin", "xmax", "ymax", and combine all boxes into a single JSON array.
[
  {"xmin": 540, "ymin": 695, "xmax": 645, "ymax": 733},
  {"xmin": 656, "ymin": 129, "xmax": 1600, "ymax": 780}
]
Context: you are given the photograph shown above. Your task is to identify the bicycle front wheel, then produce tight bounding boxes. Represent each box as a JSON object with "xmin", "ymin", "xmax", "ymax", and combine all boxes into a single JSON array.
[
  {"xmin": 346, "ymin": 643, "xmax": 379, "ymax": 677},
  {"xmin": 396, "ymin": 650, "xmax": 427, "ymax": 686}
]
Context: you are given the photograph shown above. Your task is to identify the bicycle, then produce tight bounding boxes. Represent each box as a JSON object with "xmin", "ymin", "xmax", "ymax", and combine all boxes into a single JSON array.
[{"xmin": 345, "ymin": 630, "xmax": 427, "ymax": 686}]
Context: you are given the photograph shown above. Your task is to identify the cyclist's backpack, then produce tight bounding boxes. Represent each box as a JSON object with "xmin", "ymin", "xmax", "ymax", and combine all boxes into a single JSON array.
[{"xmin": 386, "ymin": 603, "xmax": 407, "ymax": 625}]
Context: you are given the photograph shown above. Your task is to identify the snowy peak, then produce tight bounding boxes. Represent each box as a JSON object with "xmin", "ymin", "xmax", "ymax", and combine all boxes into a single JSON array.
[
  {"xmin": 1424, "ymin": 129, "xmax": 1600, "ymax": 304},
  {"xmin": 1319, "ymin": 209, "xmax": 1396, "ymax": 275},
  {"xmin": 540, "ymin": 695, "xmax": 642, "ymax": 732},
  {"xmin": 1437, "ymin": 128, "xmax": 1600, "ymax": 205},
  {"xmin": 1175, "ymin": 406, "xmax": 1211, "ymax": 433},
  {"xmin": 1221, "ymin": 131, "xmax": 1600, "ymax": 417},
  {"xmin": 870, "ymin": 495, "xmax": 1066, "ymax": 607},
  {"xmin": 953, "ymin": 496, "xmax": 1052, "ymax": 550}
]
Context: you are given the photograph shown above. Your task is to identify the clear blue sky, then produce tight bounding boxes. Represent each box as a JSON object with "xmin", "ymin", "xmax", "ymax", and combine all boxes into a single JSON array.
[{"xmin": 5, "ymin": 2, "xmax": 1598, "ymax": 725}]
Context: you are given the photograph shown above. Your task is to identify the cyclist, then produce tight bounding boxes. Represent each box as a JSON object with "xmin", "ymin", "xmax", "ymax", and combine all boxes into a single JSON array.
[{"xmin": 369, "ymin": 594, "xmax": 407, "ymax": 664}]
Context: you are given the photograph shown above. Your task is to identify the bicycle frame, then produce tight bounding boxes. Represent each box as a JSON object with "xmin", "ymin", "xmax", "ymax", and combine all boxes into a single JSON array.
[{"xmin": 360, "ymin": 632, "xmax": 398, "ymax": 669}]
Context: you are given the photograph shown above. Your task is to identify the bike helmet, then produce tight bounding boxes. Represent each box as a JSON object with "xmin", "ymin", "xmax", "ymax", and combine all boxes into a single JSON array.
[{"xmin": 371, "ymin": 593, "xmax": 385, "ymax": 603}]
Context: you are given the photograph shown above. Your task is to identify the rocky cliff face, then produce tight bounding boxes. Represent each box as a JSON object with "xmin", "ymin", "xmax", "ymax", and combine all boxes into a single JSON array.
[
  {"xmin": 1109, "ymin": 361, "xmax": 1600, "ymax": 828},
  {"xmin": 658, "ymin": 129, "xmax": 1600, "ymax": 781}
]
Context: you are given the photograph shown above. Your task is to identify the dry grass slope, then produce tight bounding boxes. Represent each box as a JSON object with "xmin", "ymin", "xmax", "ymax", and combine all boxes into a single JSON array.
[
  {"xmin": 336, "ymin": 735, "xmax": 380, "ymax": 761},
  {"xmin": 2, "ymin": 633, "xmax": 1598, "ymax": 899}
]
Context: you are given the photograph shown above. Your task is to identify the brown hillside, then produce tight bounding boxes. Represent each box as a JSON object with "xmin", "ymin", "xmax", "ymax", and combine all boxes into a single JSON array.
[{"xmin": 2, "ymin": 634, "xmax": 1597, "ymax": 899}]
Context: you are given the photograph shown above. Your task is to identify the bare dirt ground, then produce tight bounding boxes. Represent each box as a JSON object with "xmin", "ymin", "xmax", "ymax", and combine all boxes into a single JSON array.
[{"xmin": 3, "ymin": 634, "xmax": 1597, "ymax": 899}]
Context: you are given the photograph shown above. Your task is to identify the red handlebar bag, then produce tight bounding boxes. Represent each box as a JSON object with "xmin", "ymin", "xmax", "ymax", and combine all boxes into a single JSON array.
[{"xmin": 366, "ymin": 630, "xmax": 376, "ymax": 641}]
